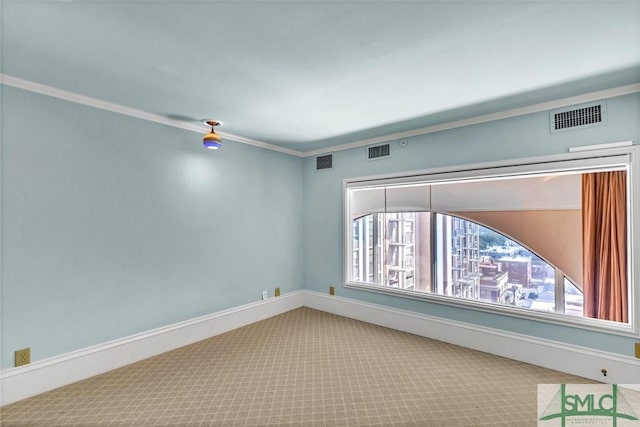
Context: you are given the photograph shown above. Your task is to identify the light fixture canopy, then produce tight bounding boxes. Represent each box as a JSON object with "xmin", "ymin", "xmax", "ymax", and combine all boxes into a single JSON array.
[{"xmin": 202, "ymin": 120, "xmax": 223, "ymax": 149}]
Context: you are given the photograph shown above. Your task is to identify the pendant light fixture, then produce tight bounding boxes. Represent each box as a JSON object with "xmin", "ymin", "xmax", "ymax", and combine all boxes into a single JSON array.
[{"xmin": 202, "ymin": 120, "xmax": 223, "ymax": 149}]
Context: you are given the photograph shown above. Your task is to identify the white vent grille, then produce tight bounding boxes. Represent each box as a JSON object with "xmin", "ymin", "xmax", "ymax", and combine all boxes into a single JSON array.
[
  {"xmin": 316, "ymin": 154, "xmax": 333, "ymax": 170},
  {"xmin": 551, "ymin": 102, "xmax": 606, "ymax": 133},
  {"xmin": 368, "ymin": 144, "xmax": 390, "ymax": 159}
]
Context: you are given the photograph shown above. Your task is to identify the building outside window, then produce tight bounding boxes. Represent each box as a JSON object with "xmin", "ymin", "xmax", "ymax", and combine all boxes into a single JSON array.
[{"xmin": 351, "ymin": 212, "xmax": 575, "ymax": 315}]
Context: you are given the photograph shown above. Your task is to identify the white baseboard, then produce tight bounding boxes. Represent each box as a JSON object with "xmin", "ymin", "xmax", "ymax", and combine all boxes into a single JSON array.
[
  {"xmin": 3, "ymin": 289, "xmax": 638, "ymax": 406},
  {"xmin": 0, "ymin": 291, "xmax": 304, "ymax": 406},
  {"xmin": 303, "ymin": 290, "xmax": 640, "ymax": 385}
]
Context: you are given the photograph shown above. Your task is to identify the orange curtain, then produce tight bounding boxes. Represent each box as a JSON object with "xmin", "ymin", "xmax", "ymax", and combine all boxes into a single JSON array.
[{"xmin": 582, "ymin": 171, "xmax": 627, "ymax": 322}]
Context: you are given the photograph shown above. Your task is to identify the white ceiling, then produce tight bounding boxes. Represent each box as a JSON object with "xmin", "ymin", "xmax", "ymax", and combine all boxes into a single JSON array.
[{"xmin": 2, "ymin": 1, "xmax": 639, "ymax": 153}]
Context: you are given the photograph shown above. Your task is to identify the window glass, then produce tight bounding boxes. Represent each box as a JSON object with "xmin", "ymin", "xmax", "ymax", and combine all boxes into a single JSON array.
[
  {"xmin": 345, "ymin": 151, "xmax": 635, "ymax": 330},
  {"xmin": 352, "ymin": 212, "xmax": 572, "ymax": 315},
  {"xmin": 564, "ymin": 277, "xmax": 584, "ymax": 318}
]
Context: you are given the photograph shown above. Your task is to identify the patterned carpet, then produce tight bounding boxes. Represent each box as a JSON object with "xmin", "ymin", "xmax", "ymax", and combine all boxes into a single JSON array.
[{"xmin": 1, "ymin": 307, "xmax": 599, "ymax": 426}]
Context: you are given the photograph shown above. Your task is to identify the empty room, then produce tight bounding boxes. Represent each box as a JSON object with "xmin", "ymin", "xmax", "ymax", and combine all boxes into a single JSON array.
[{"xmin": 1, "ymin": 1, "xmax": 640, "ymax": 426}]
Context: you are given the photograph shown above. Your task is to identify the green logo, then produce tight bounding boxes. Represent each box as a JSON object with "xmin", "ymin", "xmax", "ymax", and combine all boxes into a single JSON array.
[{"xmin": 539, "ymin": 384, "xmax": 639, "ymax": 426}]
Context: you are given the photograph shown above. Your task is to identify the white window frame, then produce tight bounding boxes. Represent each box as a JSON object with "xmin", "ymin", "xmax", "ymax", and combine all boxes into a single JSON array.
[{"xmin": 343, "ymin": 144, "xmax": 639, "ymax": 337}]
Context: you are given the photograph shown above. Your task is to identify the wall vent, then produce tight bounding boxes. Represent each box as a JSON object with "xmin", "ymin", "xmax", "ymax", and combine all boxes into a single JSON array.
[
  {"xmin": 550, "ymin": 102, "xmax": 606, "ymax": 133},
  {"xmin": 316, "ymin": 154, "xmax": 333, "ymax": 170},
  {"xmin": 368, "ymin": 144, "xmax": 390, "ymax": 159}
]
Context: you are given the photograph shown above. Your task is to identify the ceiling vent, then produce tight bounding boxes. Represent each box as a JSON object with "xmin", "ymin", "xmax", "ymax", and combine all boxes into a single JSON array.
[
  {"xmin": 368, "ymin": 144, "xmax": 390, "ymax": 159},
  {"xmin": 316, "ymin": 154, "xmax": 333, "ymax": 170},
  {"xmin": 550, "ymin": 102, "xmax": 606, "ymax": 133}
]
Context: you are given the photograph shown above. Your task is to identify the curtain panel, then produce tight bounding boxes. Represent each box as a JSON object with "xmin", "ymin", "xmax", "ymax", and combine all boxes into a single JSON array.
[{"xmin": 582, "ymin": 171, "xmax": 627, "ymax": 323}]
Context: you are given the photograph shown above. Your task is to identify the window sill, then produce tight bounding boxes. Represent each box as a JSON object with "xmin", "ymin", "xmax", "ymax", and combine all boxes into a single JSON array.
[{"xmin": 344, "ymin": 281, "xmax": 637, "ymax": 338}]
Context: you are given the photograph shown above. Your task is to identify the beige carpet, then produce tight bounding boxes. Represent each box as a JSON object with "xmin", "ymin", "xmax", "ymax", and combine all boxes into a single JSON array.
[{"xmin": 1, "ymin": 307, "xmax": 596, "ymax": 426}]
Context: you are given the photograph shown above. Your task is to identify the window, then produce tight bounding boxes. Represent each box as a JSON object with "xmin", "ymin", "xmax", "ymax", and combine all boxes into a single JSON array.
[
  {"xmin": 344, "ymin": 147, "xmax": 638, "ymax": 334},
  {"xmin": 352, "ymin": 212, "xmax": 578, "ymax": 315}
]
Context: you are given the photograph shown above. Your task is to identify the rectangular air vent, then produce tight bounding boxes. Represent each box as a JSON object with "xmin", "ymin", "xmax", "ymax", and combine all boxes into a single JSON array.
[
  {"xmin": 551, "ymin": 102, "xmax": 606, "ymax": 133},
  {"xmin": 368, "ymin": 144, "xmax": 390, "ymax": 159},
  {"xmin": 316, "ymin": 154, "xmax": 333, "ymax": 170}
]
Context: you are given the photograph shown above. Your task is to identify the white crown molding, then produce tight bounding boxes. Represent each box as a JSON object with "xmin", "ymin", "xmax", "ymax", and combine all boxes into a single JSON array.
[
  {"xmin": 2, "ymin": 73, "xmax": 639, "ymax": 159},
  {"xmin": 302, "ymin": 83, "xmax": 640, "ymax": 157},
  {"xmin": 0, "ymin": 74, "xmax": 305, "ymax": 157},
  {"xmin": 218, "ymin": 132, "xmax": 303, "ymax": 157}
]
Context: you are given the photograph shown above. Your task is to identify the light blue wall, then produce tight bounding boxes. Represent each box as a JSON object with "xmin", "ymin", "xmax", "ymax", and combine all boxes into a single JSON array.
[
  {"xmin": 2, "ymin": 86, "xmax": 638, "ymax": 371},
  {"xmin": 303, "ymin": 93, "xmax": 640, "ymax": 357},
  {"xmin": 0, "ymin": 86, "xmax": 304, "ymax": 369}
]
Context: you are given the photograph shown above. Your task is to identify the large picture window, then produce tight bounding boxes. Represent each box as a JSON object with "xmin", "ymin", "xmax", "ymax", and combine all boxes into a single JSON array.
[{"xmin": 344, "ymin": 147, "xmax": 638, "ymax": 333}]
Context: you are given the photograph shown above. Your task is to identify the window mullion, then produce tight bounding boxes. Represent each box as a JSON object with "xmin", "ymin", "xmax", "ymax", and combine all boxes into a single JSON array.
[
  {"xmin": 555, "ymin": 269, "xmax": 566, "ymax": 314},
  {"xmin": 373, "ymin": 213, "xmax": 380, "ymax": 285},
  {"xmin": 430, "ymin": 212, "xmax": 437, "ymax": 294}
]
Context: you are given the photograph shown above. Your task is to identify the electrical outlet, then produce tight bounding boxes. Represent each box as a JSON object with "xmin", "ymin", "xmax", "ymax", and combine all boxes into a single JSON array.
[
  {"xmin": 15, "ymin": 348, "xmax": 31, "ymax": 367},
  {"xmin": 262, "ymin": 290, "xmax": 268, "ymax": 301},
  {"xmin": 275, "ymin": 287, "xmax": 281, "ymax": 297},
  {"xmin": 329, "ymin": 286, "xmax": 335, "ymax": 296}
]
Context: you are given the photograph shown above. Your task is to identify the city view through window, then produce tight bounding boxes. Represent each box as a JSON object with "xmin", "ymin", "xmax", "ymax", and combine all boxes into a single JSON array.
[
  {"xmin": 348, "ymin": 155, "xmax": 634, "ymax": 326},
  {"xmin": 352, "ymin": 212, "xmax": 584, "ymax": 317}
]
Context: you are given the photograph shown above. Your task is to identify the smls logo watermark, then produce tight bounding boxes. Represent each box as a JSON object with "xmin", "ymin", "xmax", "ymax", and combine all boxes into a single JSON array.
[{"xmin": 538, "ymin": 384, "xmax": 640, "ymax": 426}]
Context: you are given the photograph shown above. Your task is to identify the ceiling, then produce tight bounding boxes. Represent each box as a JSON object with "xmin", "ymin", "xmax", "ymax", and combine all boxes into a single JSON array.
[{"xmin": 2, "ymin": 1, "xmax": 639, "ymax": 153}]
